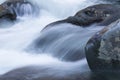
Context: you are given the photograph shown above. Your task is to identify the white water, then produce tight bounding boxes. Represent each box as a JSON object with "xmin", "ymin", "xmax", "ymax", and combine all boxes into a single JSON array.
[{"xmin": 0, "ymin": 0, "xmax": 105, "ymax": 76}]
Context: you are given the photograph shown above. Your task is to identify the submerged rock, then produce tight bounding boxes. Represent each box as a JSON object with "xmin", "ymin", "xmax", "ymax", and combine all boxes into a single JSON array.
[
  {"xmin": 0, "ymin": 61, "xmax": 90, "ymax": 80},
  {"xmin": 85, "ymin": 19, "xmax": 120, "ymax": 72},
  {"xmin": 1, "ymin": 66, "xmax": 120, "ymax": 80},
  {"xmin": 28, "ymin": 23, "xmax": 93, "ymax": 61}
]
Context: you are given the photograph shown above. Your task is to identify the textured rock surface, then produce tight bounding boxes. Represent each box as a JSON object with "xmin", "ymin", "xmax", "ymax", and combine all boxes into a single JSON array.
[
  {"xmin": 74, "ymin": 4, "xmax": 120, "ymax": 26},
  {"xmin": 85, "ymin": 19, "xmax": 120, "ymax": 72},
  {"xmin": 0, "ymin": 4, "xmax": 16, "ymax": 20},
  {"xmin": 45, "ymin": 4, "xmax": 120, "ymax": 29}
]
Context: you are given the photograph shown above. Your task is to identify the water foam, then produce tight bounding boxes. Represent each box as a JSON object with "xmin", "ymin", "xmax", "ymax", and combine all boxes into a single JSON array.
[{"xmin": 0, "ymin": 0, "xmax": 104, "ymax": 76}]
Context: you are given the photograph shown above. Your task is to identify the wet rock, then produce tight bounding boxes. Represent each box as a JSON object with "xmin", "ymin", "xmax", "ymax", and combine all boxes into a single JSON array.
[
  {"xmin": 1, "ymin": 0, "xmax": 38, "ymax": 17},
  {"xmin": 73, "ymin": 4, "xmax": 120, "ymax": 26},
  {"xmin": 104, "ymin": 0, "xmax": 120, "ymax": 4},
  {"xmin": 0, "ymin": 2, "xmax": 17, "ymax": 28},
  {"xmin": 44, "ymin": 4, "xmax": 120, "ymax": 29},
  {"xmin": 85, "ymin": 19, "xmax": 120, "ymax": 72},
  {"xmin": 0, "ymin": 5, "xmax": 16, "ymax": 23},
  {"xmin": 0, "ymin": 5, "xmax": 16, "ymax": 20},
  {"xmin": 0, "ymin": 64, "xmax": 89, "ymax": 80},
  {"xmin": 1, "ymin": 67, "xmax": 120, "ymax": 80}
]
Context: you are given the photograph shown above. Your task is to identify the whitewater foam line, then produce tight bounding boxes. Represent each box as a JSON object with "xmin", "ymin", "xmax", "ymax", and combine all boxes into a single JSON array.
[
  {"xmin": 0, "ymin": 57, "xmax": 90, "ymax": 80},
  {"xmin": 0, "ymin": 49, "xmax": 58, "ymax": 74},
  {"xmin": 0, "ymin": 48, "xmax": 90, "ymax": 75}
]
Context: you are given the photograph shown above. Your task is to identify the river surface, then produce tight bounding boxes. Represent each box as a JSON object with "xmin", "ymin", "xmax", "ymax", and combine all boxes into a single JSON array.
[{"xmin": 0, "ymin": 0, "xmax": 107, "ymax": 78}]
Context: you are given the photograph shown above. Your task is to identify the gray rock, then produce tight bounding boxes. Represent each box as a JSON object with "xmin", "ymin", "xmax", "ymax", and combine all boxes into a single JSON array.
[
  {"xmin": 44, "ymin": 4, "xmax": 120, "ymax": 28},
  {"xmin": 85, "ymin": 19, "xmax": 120, "ymax": 72}
]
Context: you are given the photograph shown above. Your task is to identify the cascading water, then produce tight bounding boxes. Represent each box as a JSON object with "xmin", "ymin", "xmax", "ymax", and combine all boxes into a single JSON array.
[
  {"xmin": 27, "ymin": 23, "xmax": 104, "ymax": 61},
  {"xmin": 1, "ymin": 0, "xmax": 38, "ymax": 17},
  {"xmin": 0, "ymin": 0, "xmax": 108, "ymax": 79},
  {"xmin": 15, "ymin": 2, "xmax": 34, "ymax": 16}
]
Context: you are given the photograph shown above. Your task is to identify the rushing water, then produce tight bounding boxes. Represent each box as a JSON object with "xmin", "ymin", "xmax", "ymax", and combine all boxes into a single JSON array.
[{"xmin": 0, "ymin": 0, "xmax": 107, "ymax": 78}]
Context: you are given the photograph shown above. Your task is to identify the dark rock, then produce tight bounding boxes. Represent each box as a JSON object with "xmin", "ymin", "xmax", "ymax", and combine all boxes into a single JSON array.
[
  {"xmin": 45, "ymin": 4, "xmax": 120, "ymax": 29},
  {"xmin": 0, "ymin": 1, "xmax": 17, "ymax": 28},
  {"xmin": 0, "ymin": 5, "xmax": 16, "ymax": 20},
  {"xmin": 1, "ymin": 0, "xmax": 38, "ymax": 17},
  {"xmin": 0, "ymin": 64, "xmax": 90, "ymax": 80},
  {"xmin": 74, "ymin": 4, "xmax": 120, "ymax": 26},
  {"xmin": 1, "ymin": 66, "xmax": 120, "ymax": 80},
  {"xmin": 103, "ymin": 0, "xmax": 120, "ymax": 4},
  {"xmin": 85, "ymin": 19, "xmax": 120, "ymax": 72}
]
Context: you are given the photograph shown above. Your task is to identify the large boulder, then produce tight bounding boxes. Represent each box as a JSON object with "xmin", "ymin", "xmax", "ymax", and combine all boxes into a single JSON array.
[
  {"xmin": 45, "ymin": 4, "xmax": 120, "ymax": 29},
  {"xmin": 73, "ymin": 4, "xmax": 120, "ymax": 26},
  {"xmin": 85, "ymin": 19, "xmax": 120, "ymax": 72}
]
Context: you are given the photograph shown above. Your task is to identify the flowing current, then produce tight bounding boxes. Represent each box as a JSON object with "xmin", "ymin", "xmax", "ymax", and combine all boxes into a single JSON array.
[{"xmin": 0, "ymin": 0, "xmax": 106, "ymax": 78}]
